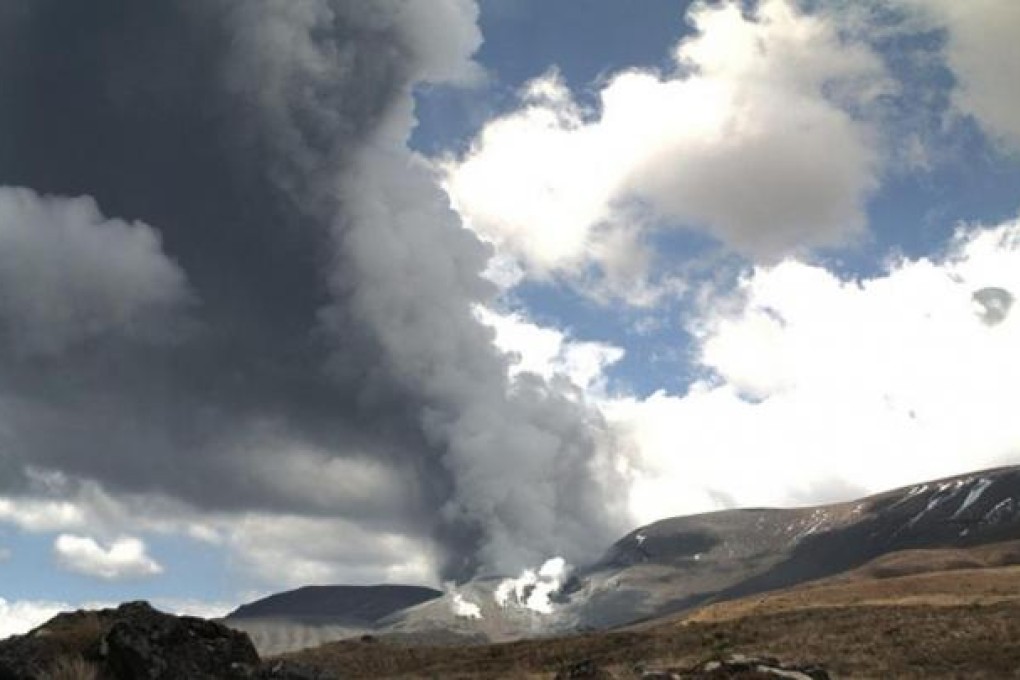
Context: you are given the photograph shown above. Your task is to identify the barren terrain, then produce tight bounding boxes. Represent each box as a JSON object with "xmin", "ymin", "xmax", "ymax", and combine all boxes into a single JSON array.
[{"xmin": 281, "ymin": 543, "xmax": 1020, "ymax": 678}]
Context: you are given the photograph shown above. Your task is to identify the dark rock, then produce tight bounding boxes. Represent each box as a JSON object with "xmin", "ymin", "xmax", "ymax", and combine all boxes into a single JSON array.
[
  {"xmin": 0, "ymin": 608, "xmax": 109, "ymax": 680},
  {"xmin": 0, "ymin": 601, "xmax": 339, "ymax": 680},
  {"xmin": 255, "ymin": 660, "xmax": 338, "ymax": 679},
  {"xmin": 99, "ymin": 601, "xmax": 259, "ymax": 679},
  {"xmin": 555, "ymin": 658, "xmax": 614, "ymax": 679}
]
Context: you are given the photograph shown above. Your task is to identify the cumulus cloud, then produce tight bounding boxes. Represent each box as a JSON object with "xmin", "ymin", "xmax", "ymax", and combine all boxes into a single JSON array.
[
  {"xmin": 0, "ymin": 187, "xmax": 193, "ymax": 355},
  {"xmin": 608, "ymin": 217, "xmax": 1020, "ymax": 524},
  {"xmin": 444, "ymin": 0, "xmax": 888, "ymax": 295},
  {"xmin": 0, "ymin": 597, "xmax": 234, "ymax": 640},
  {"xmin": 53, "ymin": 534, "xmax": 163, "ymax": 580},
  {"xmin": 914, "ymin": 0, "xmax": 1020, "ymax": 150},
  {"xmin": 0, "ymin": 599, "xmax": 69, "ymax": 639},
  {"xmin": 152, "ymin": 598, "xmax": 237, "ymax": 620},
  {"xmin": 0, "ymin": 477, "xmax": 440, "ymax": 591},
  {"xmin": 474, "ymin": 307, "xmax": 624, "ymax": 392},
  {"xmin": 0, "ymin": 472, "xmax": 222, "ymax": 543},
  {"xmin": 0, "ymin": 498, "xmax": 85, "ymax": 533}
]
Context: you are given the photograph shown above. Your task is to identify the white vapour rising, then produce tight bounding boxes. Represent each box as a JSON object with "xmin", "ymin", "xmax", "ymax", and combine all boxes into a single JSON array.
[
  {"xmin": 318, "ymin": 2, "xmax": 627, "ymax": 575},
  {"xmin": 451, "ymin": 593, "xmax": 483, "ymax": 620},
  {"xmin": 494, "ymin": 557, "xmax": 570, "ymax": 615}
]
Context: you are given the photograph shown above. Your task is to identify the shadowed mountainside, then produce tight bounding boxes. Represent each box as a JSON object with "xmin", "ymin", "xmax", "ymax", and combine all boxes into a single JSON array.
[{"xmin": 228, "ymin": 585, "xmax": 443, "ymax": 625}]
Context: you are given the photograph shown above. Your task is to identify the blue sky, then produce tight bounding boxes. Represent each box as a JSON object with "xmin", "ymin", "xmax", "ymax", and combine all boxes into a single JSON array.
[{"xmin": 2, "ymin": 0, "xmax": 1020, "ymax": 635}]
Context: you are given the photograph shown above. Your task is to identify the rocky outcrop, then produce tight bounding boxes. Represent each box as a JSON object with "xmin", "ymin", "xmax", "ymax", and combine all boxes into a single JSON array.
[
  {"xmin": 98, "ymin": 601, "xmax": 259, "ymax": 679},
  {"xmin": 0, "ymin": 602, "xmax": 335, "ymax": 680}
]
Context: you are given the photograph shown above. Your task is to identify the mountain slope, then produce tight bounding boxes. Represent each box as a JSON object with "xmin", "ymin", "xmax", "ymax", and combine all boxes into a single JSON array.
[
  {"xmin": 227, "ymin": 585, "xmax": 442, "ymax": 625},
  {"xmin": 227, "ymin": 465, "xmax": 1020, "ymax": 653},
  {"xmin": 224, "ymin": 585, "xmax": 442, "ymax": 656},
  {"xmin": 563, "ymin": 465, "xmax": 1020, "ymax": 628}
]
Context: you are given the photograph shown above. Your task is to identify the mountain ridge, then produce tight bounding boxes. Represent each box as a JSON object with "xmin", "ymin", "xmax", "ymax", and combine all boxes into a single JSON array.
[{"xmin": 227, "ymin": 464, "xmax": 1020, "ymax": 654}]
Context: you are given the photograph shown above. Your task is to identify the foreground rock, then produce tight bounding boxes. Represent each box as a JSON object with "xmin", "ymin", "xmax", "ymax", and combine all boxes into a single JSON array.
[{"xmin": 0, "ymin": 602, "xmax": 335, "ymax": 679}]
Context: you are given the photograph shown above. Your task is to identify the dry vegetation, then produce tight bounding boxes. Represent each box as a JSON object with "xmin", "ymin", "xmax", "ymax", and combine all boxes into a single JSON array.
[
  {"xmin": 281, "ymin": 548, "xmax": 1020, "ymax": 678},
  {"xmin": 39, "ymin": 654, "xmax": 100, "ymax": 680},
  {"xmin": 11, "ymin": 544, "xmax": 1020, "ymax": 678},
  {"xmin": 282, "ymin": 601, "xmax": 1020, "ymax": 678},
  {"xmin": 29, "ymin": 611, "xmax": 108, "ymax": 655}
]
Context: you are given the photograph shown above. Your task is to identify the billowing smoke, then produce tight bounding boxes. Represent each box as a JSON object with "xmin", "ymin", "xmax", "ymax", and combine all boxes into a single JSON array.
[
  {"xmin": 494, "ymin": 557, "xmax": 570, "ymax": 615},
  {"xmin": 0, "ymin": 1, "xmax": 626, "ymax": 580}
]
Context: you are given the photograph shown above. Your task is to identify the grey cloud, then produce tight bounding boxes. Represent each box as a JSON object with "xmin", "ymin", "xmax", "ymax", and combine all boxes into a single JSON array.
[
  {"xmin": 0, "ymin": 187, "xmax": 193, "ymax": 356},
  {"xmin": 973, "ymin": 287, "xmax": 1014, "ymax": 326},
  {"xmin": 0, "ymin": 0, "xmax": 624, "ymax": 581}
]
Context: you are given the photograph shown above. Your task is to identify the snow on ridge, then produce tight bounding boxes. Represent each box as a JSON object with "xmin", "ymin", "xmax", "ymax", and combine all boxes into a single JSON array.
[
  {"xmin": 952, "ymin": 478, "xmax": 995, "ymax": 519},
  {"xmin": 889, "ymin": 484, "xmax": 929, "ymax": 510}
]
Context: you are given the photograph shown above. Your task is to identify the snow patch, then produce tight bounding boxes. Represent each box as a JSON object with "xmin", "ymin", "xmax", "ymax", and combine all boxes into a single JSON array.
[
  {"xmin": 952, "ymin": 478, "xmax": 994, "ymax": 519},
  {"xmin": 889, "ymin": 484, "xmax": 928, "ymax": 510},
  {"xmin": 494, "ymin": 557, "xmax": 569, "ymax": 615},
  {"xmin": 984, "ymin": 498, "xmax": 1015, "ymax": 524},
  {"xmin": 907, "ymin": 484, "xmax": 968, "ymax": 528}
]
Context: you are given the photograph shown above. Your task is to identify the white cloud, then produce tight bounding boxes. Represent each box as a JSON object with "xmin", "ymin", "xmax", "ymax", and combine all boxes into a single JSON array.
[
  {"xmin": 915, "ymin": 0, "xmax": 1020, "ymax": 150},
  {"xmin": 0, "ymin": 597, "xmax": 235, "ymax": 640},
  {"xmin": 0, "ymin": 498, "xmax": 85, "ymax": 533},
  {"xmin": 475, "ymin": 306, "xmax": 624, "ymax": 392},
  {"xmin": 444, "ymin": 0, "xmax": 888, "ymax": 296},
  {"xmin": 0, "ymin": 473, "xmax": 222, "ymax": 542},
  {"xmin": 151, "ymin": 598, "xmax": 237, "ymax": 620},
  {"xmin": 607, "ymin": 217, "xmax": 1020, "ymax": 524},
  {"xmin": 0, "ymin": 187, "xmax": 193, "ymax": 356},
  {"xmin": 0, "ymin": 598, "xmax": 69, "ymax": 639},
  {"xmin": 53, "ymin": 534, "xmax": 163, "ymax": 580},
  {"xmin": 0, "ymin": 477, "xmax": 438, "ymax": 591}
]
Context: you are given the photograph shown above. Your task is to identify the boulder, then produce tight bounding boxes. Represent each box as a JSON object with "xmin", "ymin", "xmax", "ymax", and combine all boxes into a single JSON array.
[
  {"xmin": 98, "ymin": 602, "xmax": 259, "ymax": 679},
  {"xmin": 0, "ymin": 601, "xmax": 337, "ymax": 680}
]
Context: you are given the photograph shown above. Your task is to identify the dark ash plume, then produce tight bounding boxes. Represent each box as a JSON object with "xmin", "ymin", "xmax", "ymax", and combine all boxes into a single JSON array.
[{"xmin": 0, "ymin": 0, "xmax": 626, "ymax": 581}]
